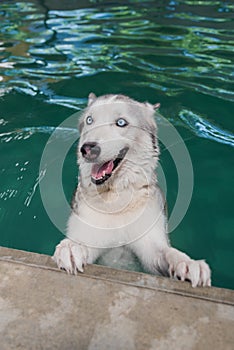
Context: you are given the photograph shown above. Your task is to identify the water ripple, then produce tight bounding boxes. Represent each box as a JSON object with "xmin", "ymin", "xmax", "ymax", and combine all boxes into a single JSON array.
[
  {"xmin": 0, "ymin": 126, "xmax": 78, "ymax": 143},
  {"xmin": 179, "ymin": 109, "xmax": 234, "ymax": 147},
  {"xmin": 0, "ymin": 1, "xmax": 233, "ymax": 102}
]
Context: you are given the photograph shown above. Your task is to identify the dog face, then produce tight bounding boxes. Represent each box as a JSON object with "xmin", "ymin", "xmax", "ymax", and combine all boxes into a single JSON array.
[{"xmin": 78, "ymin": 93, "xmax": 160, "ymax": 189}]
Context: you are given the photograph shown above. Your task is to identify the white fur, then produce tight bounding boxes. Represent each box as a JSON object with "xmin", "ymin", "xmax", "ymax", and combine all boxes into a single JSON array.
[{"xmin": 53, "ymin": 93, "xmax": 211, "ymax": 287}]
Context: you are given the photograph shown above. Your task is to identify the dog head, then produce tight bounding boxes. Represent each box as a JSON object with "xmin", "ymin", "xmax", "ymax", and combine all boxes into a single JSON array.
[{"xmin": 78, "ymin": 93, "xmax": 160, "ymax": 190}]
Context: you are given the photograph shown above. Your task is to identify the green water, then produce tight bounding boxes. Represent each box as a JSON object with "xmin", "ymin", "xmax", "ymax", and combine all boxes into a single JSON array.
[{"xmin": 0, "ymin": 0, "xmax": 233, "ymax": 289}]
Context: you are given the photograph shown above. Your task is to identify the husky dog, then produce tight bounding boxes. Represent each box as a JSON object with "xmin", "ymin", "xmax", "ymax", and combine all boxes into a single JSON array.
[{"xmin": 53, "ymin": 93, "xmax": 211, "ymax": 287}]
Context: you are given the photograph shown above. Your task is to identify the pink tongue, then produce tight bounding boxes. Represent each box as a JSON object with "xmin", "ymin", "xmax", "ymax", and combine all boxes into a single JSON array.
[{"xmin": 91, "ymin": 160, "xmax": 114, "ymax": 179}]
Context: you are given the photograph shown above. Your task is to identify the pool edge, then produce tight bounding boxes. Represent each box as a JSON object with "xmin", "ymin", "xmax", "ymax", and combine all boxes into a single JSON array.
[{"xmin": 1, "ymin": 246, "xmax": 233, "ymax": 305}]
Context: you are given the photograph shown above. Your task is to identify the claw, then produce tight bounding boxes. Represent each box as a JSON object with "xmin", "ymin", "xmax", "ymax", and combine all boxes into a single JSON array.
[
  {"xmin": 166, "ymin": 248, "xmax": 211, "ymax": 287},
  {"xmin": 176, "ymin": 261, "xmax": 187, "ymax": 282},
  {"xmin": 53, "ymin": 239, "xmax": 88, "ymax": 275}
]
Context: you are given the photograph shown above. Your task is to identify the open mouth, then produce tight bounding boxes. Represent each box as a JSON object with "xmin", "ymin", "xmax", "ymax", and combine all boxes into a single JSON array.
[{"xmin": 91, "ymin": 147, "xmax": 129, "ymax": 185}]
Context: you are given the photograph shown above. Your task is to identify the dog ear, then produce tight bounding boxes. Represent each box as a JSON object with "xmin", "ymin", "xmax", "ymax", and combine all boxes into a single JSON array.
[
  {"xmin": 153, "ymin": 103, "xmax": 160, "ymax": 110},
  {"xmin": 88, "ymin": 92, "xmax": 97, "ymax": 106},
  {"xmin": 144, "ymin": 102, "xmax": 160, "ymax": 111}
]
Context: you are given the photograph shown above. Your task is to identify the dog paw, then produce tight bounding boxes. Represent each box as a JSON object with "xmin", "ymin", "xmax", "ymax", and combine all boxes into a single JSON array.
[
  {"xmin": 52, "ymin": 238, "xmax": 88, "ymax": 274},
  {"xmin": 166, "ymin": 248, "xmax": 211, "ymax": 288}
]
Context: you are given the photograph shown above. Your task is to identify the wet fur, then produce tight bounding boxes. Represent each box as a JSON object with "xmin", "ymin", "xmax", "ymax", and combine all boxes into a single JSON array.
[{"xmin": 53, "ymin": 93, "xmax": 211, "ymax": 287}]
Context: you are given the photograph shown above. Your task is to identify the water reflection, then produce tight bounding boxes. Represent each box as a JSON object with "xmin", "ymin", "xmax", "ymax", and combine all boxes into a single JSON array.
[{"xmin": 0, "ymin": 1, "xmax": 233, "ymax": 97}]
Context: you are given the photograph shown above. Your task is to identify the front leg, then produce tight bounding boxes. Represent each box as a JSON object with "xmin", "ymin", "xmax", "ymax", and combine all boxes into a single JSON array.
[
  {"xmin": 164, "ymin": 247, "xmax": 211, "ymax": 287},
  {"xmin": 53, "ymin": 238, "xmax": 101, "ymax": 274},
  {"xmin": 130, "ymin": 235, "xmax": 211, "ymax": 287}
]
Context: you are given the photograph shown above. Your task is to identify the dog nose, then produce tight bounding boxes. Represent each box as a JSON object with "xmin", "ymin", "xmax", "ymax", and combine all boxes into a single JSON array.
[{"xmin": 80, "ymin": 142, "xmax": 101, "ymax": 161}]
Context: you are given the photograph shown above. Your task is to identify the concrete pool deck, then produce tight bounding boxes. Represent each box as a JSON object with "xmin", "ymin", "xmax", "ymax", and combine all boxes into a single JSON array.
[{"xmin": 0, "ymin": 246, "xmax": 233, "ymax": 350}]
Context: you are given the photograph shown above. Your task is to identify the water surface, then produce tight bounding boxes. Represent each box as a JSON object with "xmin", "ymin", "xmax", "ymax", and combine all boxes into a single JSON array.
[{"xmin": 0, "ymin": 0, "xmax": 233, "ymax": 289}]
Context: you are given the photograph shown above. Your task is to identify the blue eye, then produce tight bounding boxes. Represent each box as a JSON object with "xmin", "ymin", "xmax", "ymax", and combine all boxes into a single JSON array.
[
  {"xmin": 116, "ymin": 118, "xmax": 128, "ymax": 127},
  {"xmin": 86, "ymin": 116, "xmax": 93, "ymax": 125}
]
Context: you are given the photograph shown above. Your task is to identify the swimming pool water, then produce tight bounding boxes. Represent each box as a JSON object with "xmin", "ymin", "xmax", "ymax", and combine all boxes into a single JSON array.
[{"xmin": 0, "ymin": 0, "xmax": 233, "ymax": 289}]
